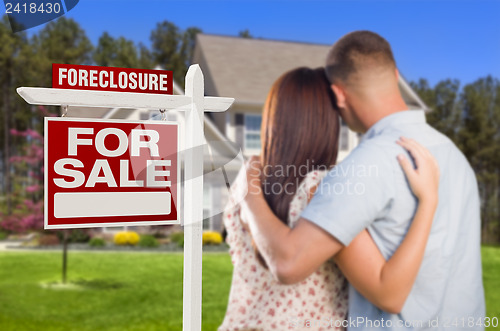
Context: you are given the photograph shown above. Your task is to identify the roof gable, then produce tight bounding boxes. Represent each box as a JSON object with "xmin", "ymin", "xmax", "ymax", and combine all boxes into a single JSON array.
[{"xmin": 194, "ymin": 34, "xmax": 331, "ymax": 103}]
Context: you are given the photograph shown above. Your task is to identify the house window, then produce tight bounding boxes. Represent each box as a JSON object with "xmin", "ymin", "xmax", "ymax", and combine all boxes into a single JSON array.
[
  {"xmin": 235, "ymin": 113, "xmax": 244, "ymax": 126},
  {"xmin": 339, "ymin": 120, "xmax": 349, "ymax": 151},
  {"xmin": 244, "ymin": 114, "xmax": 262, "ymax": 150}
]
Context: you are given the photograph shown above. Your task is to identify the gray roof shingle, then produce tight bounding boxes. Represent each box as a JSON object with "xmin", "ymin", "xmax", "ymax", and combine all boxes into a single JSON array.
[{"xmin": 194, "ymin": 34, "xmax": 332, "ymax": 103}]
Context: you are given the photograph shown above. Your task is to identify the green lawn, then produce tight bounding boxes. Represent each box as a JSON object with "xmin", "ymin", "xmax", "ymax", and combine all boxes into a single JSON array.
[
  {"xmin": 482, "ymin": 246, "xmax": 500, "ymax": 318},
  {"xmin": 0, "ymin": 251, "xmax": 232, "ymax": 331},
  {"xmin": 0, "ymin": 247, "xmax": 498, "ymax": 331}
]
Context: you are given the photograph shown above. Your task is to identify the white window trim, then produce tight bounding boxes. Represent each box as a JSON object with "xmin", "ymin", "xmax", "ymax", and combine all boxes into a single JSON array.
[{"xmin": 243, "ymin": 114, "xmax": 262, "ymax": 153}]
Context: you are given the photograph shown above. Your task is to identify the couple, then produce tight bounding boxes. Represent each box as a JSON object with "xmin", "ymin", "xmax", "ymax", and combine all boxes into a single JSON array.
[{"xmin": 219, "ymin": 31, "xmax": 485, "ymax": 330}]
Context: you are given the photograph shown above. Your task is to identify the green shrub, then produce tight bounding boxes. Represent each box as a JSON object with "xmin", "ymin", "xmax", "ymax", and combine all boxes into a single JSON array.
[
  {"xmin": 0, "ymin": 231, "xmax": 8, "ymax": 240},
  {"xmin": 69, "ymin": 229, "xmax": 91, "ymax": 243},
  {"xmin": 55, "ymin": 229, "xmax": 91, "ymax": 243},
  {"xmin": 89, "ymin": 237, "xmax": 106, "ymax": 248},
  {"xmin": 139, "ymin": 235, "xmax": 159, "ymax": 248},
  {"xmin": 170, "ymin": 232, "xmax": 184, "ymax": 248}
]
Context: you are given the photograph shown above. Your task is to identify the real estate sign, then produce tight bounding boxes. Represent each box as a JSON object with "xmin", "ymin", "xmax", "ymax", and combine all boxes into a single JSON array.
[
  {"xmin": 44, "ymin": 117, "xmax": 179, "ymax": 229},
  {"xmin": 19, "ymin": 64, "xmax": 234, "ymax": 331}
]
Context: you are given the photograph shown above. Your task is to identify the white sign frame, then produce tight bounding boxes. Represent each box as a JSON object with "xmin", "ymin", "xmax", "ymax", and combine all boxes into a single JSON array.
[{"xmin": 17, "ymin": 64, "xmax": 234, "ymax": 331}]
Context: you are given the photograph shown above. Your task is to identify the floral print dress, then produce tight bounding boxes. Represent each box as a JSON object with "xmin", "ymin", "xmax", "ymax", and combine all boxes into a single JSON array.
[{"xmin": 219, "ymin": 169, "xmax": 348, "ymax": 331}]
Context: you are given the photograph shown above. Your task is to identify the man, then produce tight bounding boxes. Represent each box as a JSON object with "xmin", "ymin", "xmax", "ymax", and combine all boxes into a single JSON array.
[{"xmin": 240, "ymin": 31, "xmax": 485, "ymax": 330}]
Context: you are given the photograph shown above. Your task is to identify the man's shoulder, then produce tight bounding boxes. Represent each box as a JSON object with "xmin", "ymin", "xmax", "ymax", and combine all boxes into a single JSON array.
[
  {"xmin": 358, "ymin": 122, "xmax": 462, "ymax": 159},
  {"xmin": 420, "ymin": 124, "xmax": 475, "ymax": 172},
  {"xmin": 343, "ymin": 136, "xmax": 393, "ymax": 161},
  {"xmin": 339, "ymin": 134, "xmax": 399, "ymax": 171}
]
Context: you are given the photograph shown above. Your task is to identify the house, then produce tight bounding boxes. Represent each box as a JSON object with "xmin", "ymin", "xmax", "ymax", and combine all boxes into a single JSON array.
[
  {"xmin": 191, "ymin": 34, "xmax": 428, "ymax": 231},
  {"xmin": 68, "ymin": 33, "xmax": 428, "ymax": 233},
  {"xmin": 193, "ymin": 34, "xmax": 428, "ymax": 161}
]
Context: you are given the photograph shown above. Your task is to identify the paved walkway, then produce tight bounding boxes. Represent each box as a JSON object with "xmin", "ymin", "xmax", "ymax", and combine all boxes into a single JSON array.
[
  {"xmin": 0, "ymin": 241, "xmax": 25, "ymax": 251},
  {"xmin": 0, "ymin": 240, "xmax": 229, "ymax": 254}
]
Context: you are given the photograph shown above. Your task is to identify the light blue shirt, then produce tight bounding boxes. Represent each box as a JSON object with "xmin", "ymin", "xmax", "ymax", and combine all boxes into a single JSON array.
[{"xmin": 301, "ymin": 110, "xmax": 485, "ymax": 330}]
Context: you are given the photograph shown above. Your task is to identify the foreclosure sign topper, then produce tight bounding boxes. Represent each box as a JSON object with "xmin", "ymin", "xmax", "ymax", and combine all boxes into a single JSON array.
[
  {"xmin": 52, "ymin": 63, "xmax": 173, "ymax": 95},
  {"xmin": 45, "ymin": 117, "xmax": 179, "ymax": 229}
]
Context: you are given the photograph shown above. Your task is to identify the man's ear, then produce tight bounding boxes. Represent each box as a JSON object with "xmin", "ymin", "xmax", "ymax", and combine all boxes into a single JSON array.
[{"xmin": 331, "ymin": 84, "xmax": 347, "ymax": 109}]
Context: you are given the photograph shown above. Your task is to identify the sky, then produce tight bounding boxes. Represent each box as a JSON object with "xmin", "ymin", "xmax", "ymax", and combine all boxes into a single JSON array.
[{"xmin": 26, "ymin": 0, "xmax": 500, "ymax": 86}]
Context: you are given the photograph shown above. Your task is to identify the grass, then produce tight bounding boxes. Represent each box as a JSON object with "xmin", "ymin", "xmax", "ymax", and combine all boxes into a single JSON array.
[
  {"xmin": 482, "ymin": 246, "xmax": 500, "ymax": 319},
  {"xmin": 0, "ymin": 247, "xmax": 499, "ymax": 331}
]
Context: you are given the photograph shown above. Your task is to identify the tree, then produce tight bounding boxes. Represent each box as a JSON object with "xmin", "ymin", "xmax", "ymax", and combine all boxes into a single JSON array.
[
  {"xmin": 137, "ymin": 43, "xmax": 154, "ymax": 69},
  {"xmin": 410, "ymin": 78, "xmax": 461, "ymax": 141},
  {"xmin": 94, "ymin": 32, "xmax": 140, "ymax": 68},
  {"xmin": 238, "ymin": 29, "xmax": 253, "ymax": 38},
  {"xmin": 93, "ymin": 32, "xmax": 116, "ymax": 67},
  {"xmin": 32, "ymin": 17, "xmax": 93, "ymax": 87},
  {"xmin": 457, "ymin": 77, "xmax": 500, "ymax": 242},
  {"xmin": 150, "ymin": 21, "xmax": 201, "ymax": 85},
  {"xmin": 178, "ymin": 27, "xmax": 202, "ymax": 71},
  {"xmin": 0, "ymin": 15, "xmax": 33, "ymax": 215},
  {"xmin": 113, "ymin": 37, "xmax": 139, "ymax": 68},
  {"xmin": 151, "ymin": 21, "xmax": 180, "ymax": 69},
  {"xmin": 412, "ymin": 76, "xmax": 500, "ymax": 243}
]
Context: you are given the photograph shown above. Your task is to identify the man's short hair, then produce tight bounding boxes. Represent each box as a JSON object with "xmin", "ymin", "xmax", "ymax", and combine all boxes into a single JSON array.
[{"xmin": 325, "ymin": 31, "xmax": 396, "ymax": 84}]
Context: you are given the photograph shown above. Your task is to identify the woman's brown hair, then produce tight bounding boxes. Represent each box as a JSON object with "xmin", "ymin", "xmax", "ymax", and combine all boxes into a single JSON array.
[
  {"xmin": 254, "ymin": 67, "xmax": 340, "ymax": 267},
  {"xmin": 260, "ymin": 67, "xmax": 340, "ymax": 225}
]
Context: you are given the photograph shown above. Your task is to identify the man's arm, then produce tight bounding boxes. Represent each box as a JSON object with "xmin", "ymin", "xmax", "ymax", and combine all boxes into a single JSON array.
[
  {"xmin": 334, "ymin": 196, "xmax": 436, "ymax": 314},
  {"xmin": 240, "ymin": 157, "xmax": 344, "ymax": 284},
  {"xmin": 334, "ymin": 137, "xmax": 440, "ymax": 313}
]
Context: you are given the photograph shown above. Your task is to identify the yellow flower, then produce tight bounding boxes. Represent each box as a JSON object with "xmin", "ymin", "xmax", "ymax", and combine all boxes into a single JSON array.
[
  {"xmin": 114, "ymin": 231, "xmax": 140, "ymax": 246},
  {"xmin": 202, "ymin": 231, "xmax": 223, "ymax": 245},
  {"xmin": 127, "ymin": 232, "xmax": 140, "ymax": 245}
]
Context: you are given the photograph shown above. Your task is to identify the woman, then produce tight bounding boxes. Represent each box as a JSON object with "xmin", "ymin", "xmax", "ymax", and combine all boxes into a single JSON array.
[{"xmin": 219, "ymin": 67, "xmax": 439, "ymax": 330}]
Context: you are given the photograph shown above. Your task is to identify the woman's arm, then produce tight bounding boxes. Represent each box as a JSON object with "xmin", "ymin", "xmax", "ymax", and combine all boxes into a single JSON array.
[
  {"xmin": 334, "ymin": 137, "xmax": 440, "ymax": 314},
  {"xmin": 240, "ymin": 158, "xmax": 344, "ymax": 284}
]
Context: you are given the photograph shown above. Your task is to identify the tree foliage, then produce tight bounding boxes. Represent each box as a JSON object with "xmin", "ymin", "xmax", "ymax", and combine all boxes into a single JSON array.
[
  {"xmin": 94, "ymin": 32, "xmax": 142, "ymax": 68},
  {"xmin": 0, "ymin": 15, "xmax": 201, "ymax": 232},
  {"xmin": 32, "ymin": 17, "xmax": 93, "ymax": 87},
  {"xmin": 150, "ymin": 21, "xmax": 201, "ymax": 84},
  {"xmin": 412, "ymin": 77, "xmax": 500, "ymax": 243},
  {"xmin": 1, "ymin": 14, "xmax": 497, "ymax": 245},
  {"xmin": 238, "ymin": 29, "xmax": 253, "ymax": 38},
  {"xmin": 0, "ymin": 16, "xmax": 34, "ymax": 214}
]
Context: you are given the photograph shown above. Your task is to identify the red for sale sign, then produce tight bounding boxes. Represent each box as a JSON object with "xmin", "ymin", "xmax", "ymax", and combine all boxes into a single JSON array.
[{"xmin": 44, "ymin": 117, "xmax": 179, "ymax": 229}]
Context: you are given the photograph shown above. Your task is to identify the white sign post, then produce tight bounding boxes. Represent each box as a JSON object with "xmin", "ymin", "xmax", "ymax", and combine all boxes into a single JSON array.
[{"xmin": 17, "ymin": 64, "xmax": 234, "ymax": 331}]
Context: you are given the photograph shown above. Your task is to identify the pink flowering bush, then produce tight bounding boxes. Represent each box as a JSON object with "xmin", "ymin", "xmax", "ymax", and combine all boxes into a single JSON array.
[
  {"xmin": 1, "ymin": 110, "xmax": 46, "ymax": 234},
  {"xmin": 1, "ymin": 200, "xmax": 43, "ymax": 233}
]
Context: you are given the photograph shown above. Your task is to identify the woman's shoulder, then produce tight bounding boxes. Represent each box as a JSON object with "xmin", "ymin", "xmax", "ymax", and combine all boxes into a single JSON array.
[
  {"xmin": 301, "ymin": 169, "xmax": 329, "ymax": 188},
  {"xmin": 296, "ymin": 168, "xmax": 330, "ymax": 197}
]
